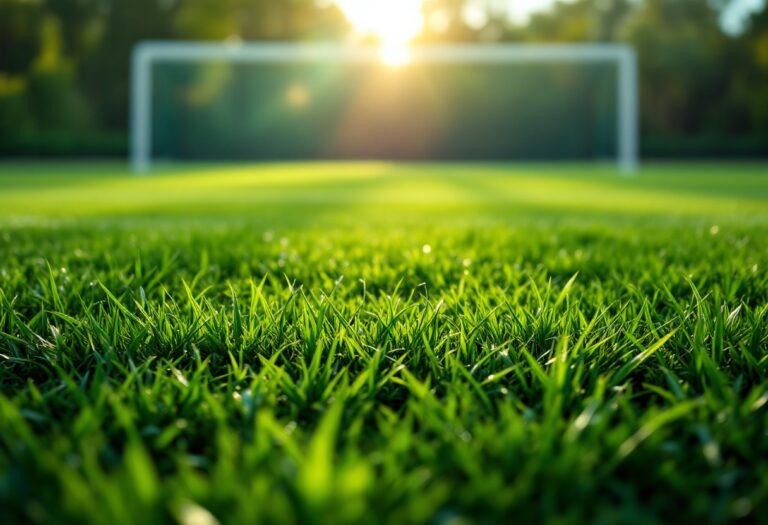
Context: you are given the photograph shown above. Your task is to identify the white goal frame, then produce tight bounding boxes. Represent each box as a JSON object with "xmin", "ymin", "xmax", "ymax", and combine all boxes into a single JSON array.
[{"xmin": 131, "ymin": 42, "xmax": 639, "ymax": 174}]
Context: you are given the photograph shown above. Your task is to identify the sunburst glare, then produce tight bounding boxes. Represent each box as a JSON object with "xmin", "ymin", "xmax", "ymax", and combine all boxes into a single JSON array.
[{"xmin": 334, "ymin": 0, "xmax": 424, "ymax": 65}]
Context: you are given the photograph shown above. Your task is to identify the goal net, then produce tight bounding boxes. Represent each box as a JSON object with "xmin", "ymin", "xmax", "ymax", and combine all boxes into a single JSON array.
[{"xmin": 131, "ymin": 43, "xmax": 638, "ymax": 173}]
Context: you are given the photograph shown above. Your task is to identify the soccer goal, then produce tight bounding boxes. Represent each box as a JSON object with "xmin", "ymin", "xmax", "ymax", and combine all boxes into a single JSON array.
[{"xmin": 130, "ymin": 42, "xmax": 638, "ymax": 174}]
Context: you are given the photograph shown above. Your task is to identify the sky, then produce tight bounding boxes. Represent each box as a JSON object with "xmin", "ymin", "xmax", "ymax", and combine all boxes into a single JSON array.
[
  {"xmin": 493, "ymin": 0, "xmax": 767, "ymax": 32},
  {"xmin": 502, "ymin": 0, "xmax": 766, "ymax": 31},
  {"xmin": 502, "ymin": 0, "xmax": 571, "ymax": 23},
  {"xmin": 331, "ymin": 0, "xmax": 767, "ymax": 38},
  {"xmin": 720, "ymin": 0, "xmax": 766, "ymax": 34}
]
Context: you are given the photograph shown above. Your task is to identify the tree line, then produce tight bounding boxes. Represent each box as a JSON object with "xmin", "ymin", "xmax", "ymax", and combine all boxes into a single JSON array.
[{"xmin": 1, "ymin": 0, "xmax": 766, "ymax": 157}]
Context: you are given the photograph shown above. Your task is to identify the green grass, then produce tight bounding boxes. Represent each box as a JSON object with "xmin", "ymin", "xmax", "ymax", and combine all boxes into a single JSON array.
[{"xmin": 1, "ymin": 162, "xmax": 767, "ymax": 524}]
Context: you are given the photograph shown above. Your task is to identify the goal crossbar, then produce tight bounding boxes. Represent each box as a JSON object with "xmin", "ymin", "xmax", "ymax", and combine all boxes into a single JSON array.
[{"xmin": 131, "ymin": 42, "xmax": 639, "ymax": 173}]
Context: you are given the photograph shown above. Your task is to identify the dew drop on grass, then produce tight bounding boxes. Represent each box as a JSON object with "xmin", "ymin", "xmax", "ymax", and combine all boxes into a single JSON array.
[
  {"xmin": 702, "ymin": 440, "xmax": 721, "ymax": 465},
  {"xmin": 731, "ymin": 498, "xmax": 753, "ymax": 519},
  {"xmin": 422, "ymin": 244, "xmax": 432, "ymax": 254},
  {"xmin": 752, "ymin": 391, "xmax": 768, "ymax": 412},
  {"xmin": 177, "ymin": 500, "xmax": 220, "ymax": 525}
]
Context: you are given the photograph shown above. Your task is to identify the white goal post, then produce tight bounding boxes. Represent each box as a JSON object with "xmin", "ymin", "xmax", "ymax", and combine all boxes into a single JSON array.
[{"xmin": 131, "ymin": 42, "xmax": 639, "ymax": 174}]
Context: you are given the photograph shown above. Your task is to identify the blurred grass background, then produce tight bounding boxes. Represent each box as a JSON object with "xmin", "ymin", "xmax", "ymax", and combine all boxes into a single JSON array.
[{"xmin": 2, "ymin": 162, "xmax": 767, "ymax": 224}]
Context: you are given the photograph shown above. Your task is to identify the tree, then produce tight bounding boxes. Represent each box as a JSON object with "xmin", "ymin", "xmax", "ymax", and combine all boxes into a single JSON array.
[{"xmin": 0, "ymin": 0, "xmax": 45, "ymax": 75}]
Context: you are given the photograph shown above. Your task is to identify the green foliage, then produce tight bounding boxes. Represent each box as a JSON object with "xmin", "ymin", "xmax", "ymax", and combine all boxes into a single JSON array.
[
  {"xmin": 0, "ymin": 9, "xmax": 89, "ymax": 144},
  {"xmin": 26, "ymin": 65, "xmax": 89, "ymax": 131},
  {"xmin": 0, "ymin": 162, "xmax": 767, "ymax": 524},
  {"xmin": 0, "ymin": 76, "xmax": 31, "ymax": 137},
  {"xmin": 0, "ymin": 0, "xmax": 44, "ymax": 75}
]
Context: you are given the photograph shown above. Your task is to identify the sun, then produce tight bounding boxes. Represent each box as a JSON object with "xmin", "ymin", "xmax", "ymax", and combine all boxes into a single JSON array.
[{"xmin": 334, "ymin": 0, "xmax": 424, "ymax": 65}]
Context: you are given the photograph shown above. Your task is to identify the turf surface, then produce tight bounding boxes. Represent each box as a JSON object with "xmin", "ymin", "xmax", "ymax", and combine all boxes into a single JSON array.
[{"xmin": 1, "ymin": 162, "xmax": 767, "ymax": 524}]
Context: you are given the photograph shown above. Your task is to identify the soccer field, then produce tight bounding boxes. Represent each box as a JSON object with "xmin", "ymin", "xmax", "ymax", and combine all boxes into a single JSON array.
[
  {"xmin": 2, "ymin": 162, "xmax": 768, "ymax": 221},
  {"xmin": 1, "ymin": 162, "xmax": 768, "ymax": 524}
]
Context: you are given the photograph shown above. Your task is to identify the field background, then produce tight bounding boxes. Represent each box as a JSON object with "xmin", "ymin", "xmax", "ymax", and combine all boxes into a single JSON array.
[
  {"xmin": 1, "ymin": 162, "xmax": 768, "ymax": 524},
  {"xmin": 2, "ymin": 162, "xmax": 768, "ymax": 221},
  {"xmin": 4, "ymin": 0, "xmax": 768, "ymax": 159}
]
